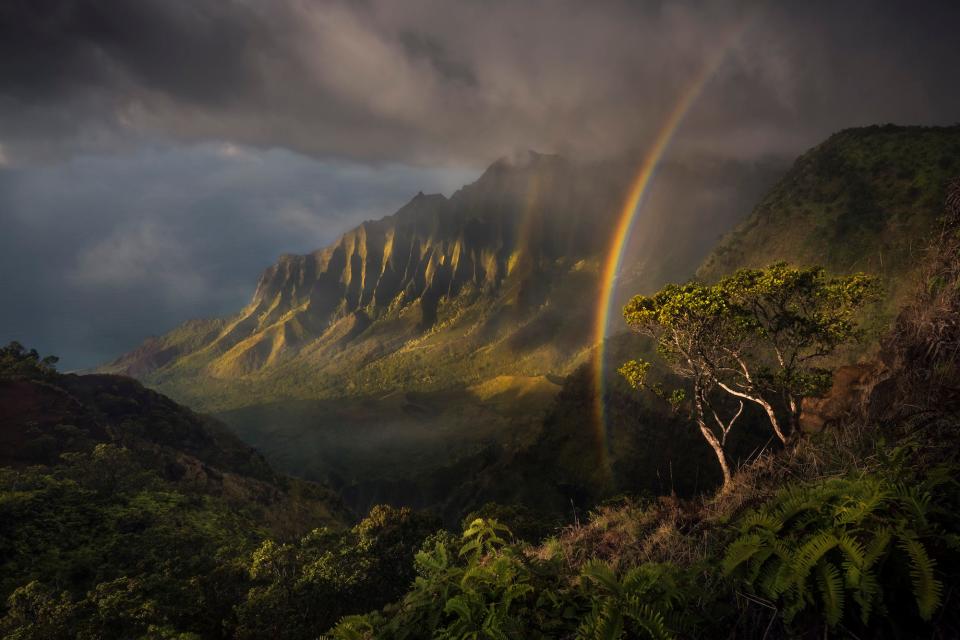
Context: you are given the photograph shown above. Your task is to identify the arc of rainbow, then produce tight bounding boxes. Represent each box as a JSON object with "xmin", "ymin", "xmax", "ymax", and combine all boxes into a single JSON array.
[{"xmin": 591, "ymin": 20, "xmax": 755, "ymax": 471}]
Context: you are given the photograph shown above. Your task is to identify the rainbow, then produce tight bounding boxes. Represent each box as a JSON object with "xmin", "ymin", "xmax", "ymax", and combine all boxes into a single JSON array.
[{"xmin": 590, "ymin": 21, "xmax": 755, "ymax": 470}]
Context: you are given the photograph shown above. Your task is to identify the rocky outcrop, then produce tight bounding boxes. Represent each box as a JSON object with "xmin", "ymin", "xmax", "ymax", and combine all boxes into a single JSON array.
[{"xmin": 799, "ymin": 364, "xmax": 883, "ymax": 433}]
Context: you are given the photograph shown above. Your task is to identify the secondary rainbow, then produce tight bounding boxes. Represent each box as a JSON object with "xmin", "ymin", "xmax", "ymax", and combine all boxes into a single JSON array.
[{"xmin": 591, "ymin": 25, "xmax": 752, "ymax": 469}]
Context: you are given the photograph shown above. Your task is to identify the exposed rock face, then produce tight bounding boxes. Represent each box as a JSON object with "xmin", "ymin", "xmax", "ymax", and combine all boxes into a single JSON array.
[
  {"xmin": 103, "ymin": 146, "xmax": 786, "ymax": 416},
  {"xmin": 799, "ymin": 364, "xmax": 881, "ymax": 434},
  {"xmin": 105, "ymin": 152, "xmax": 629, "ymax": 386}
]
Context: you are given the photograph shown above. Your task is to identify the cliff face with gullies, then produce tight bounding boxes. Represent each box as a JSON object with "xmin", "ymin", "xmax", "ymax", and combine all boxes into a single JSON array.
[
  {"xmin": 107, "ymin": 147, "xmax": 784, "ymax": 405},
  {"xmin": 208, "ymin": 154, "xmax": 608, "ymax": 376},
  {"xmin": 105, "ymin": 152, "xmax": 633, "ymax": 400}
]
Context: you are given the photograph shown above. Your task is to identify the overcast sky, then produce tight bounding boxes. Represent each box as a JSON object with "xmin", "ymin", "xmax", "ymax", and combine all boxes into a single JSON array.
[{"xmin": 1, "ymin": 0, "xmax": 958, "ymax": 368}]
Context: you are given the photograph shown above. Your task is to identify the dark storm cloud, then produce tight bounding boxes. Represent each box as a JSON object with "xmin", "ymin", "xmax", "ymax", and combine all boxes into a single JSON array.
[
  {"xmin": 1, "ymin": 0, "xmax": 958, "ymax": 166},
  {"xmin": 0, "ymin": 145, "xmax": 475, "ymax": 368}
]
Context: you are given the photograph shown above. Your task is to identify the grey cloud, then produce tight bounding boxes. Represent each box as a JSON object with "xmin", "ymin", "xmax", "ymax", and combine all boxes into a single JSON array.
[
  {"xmin": 1, "ymin": 1, "xmax": 957, "ymax": 166},
  {"xmin": 0, "ymin": 144, "xmax": 476, "ymax": 369}
]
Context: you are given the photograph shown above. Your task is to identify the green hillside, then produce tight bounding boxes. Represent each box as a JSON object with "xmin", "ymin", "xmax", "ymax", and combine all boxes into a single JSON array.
[
  {"xmin": 0, "ymin": 343, "xmax": 368, "ymax": 639},
  {"xmin": 699, "ymin": 125, "xmax": 960, "ymax": 311}
]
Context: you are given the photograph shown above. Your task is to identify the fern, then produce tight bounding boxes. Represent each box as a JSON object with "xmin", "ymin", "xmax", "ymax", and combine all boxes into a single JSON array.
[
  {"xmin": 460, "ymin": 518, "xmax": 512, "ymax": 560},
  {"xmin": 722, "ymin": 534, "xmax": 763, "ymax": 575},
  {"xmin": 622, "ymin": 597, "xmax": 672, "ymax": 640},
  {"xmin": 815, "ymin": 561, "xmax": 845, "ymax": 627},
  {"xmin": 897, "ymin": 533, "xmax": 943, "ymax": 620},
  {"xmin": 725, "ymin": 474, "xmax": 949, "ymax": 633},
  {"xmin": 577, "ymin": 562, "xmax": 684, "ymax": 640},
  {"xmin": 581, "ymin": 562, "xmax": 622, "ymax": 596},
  {"xmin": 578, "ymin": 599, "xmax": 624, "ymax": 640}
]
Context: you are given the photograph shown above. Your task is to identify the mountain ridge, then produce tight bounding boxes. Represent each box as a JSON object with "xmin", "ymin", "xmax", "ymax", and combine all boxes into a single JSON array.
[
  {"xmin": 104, "ymin": 152, "xmax": 617, "ymax": 388},
  {"xmin": 106, "ymin": 150, "xmax": 781, "ymax": 408},
  {"xmin": 699, "ymin": 124, "xmax": 960, "ymax": 304}
]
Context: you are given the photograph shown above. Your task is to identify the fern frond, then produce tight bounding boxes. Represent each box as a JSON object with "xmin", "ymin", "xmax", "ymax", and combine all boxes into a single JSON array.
[
  {"xmin": 792, "ymin": 532, "xmax": 839, "ymax": 582},
  {"xmin": 581, "ymin": 561, "xmax": 622, "ymax": 596},
  {"xmin": 833, "ymin": 478, "xmax": 887, "ymax": 526},
  {"xmin": 893, "ymin": 484, "xmax": 932, "ymax": 528},
  {"xmin": 852, "ymin": 570, "xmax": 880, "ymax": 626},
  {"xmin": 739, "ymin": 512, "xmax": 783, "ymax": 533},
  {"xmin": 623, "ymin": 596, "xmax": 673, "ymax": 640},
  {"xmin": 458, "ymin": 539, "xmax": 481, "ymax": 558},
  {"xmin": 746, "ymin": 546, "xmax": 774, "ymax": 583},
  {"xmin": 722, "ymin": 534, "xmax": 763, "ymax": 575},
  {"xmin": 782, "ymin": 582, "xmax": 810, "ymax": 624},
  {"xmin": 862, "ymin": 527, "xmax": 892, "ymax": 570},
  {"xmin": 772, "ymin": 491, "xmax": 819, "ymax": 527},
  {"xmin": 815, "ymin": 561, "xmax": 845, "ymax": 627},
  {"xmin": 623, "ymin": 564, "xmax": 681, "ymax": 607},
  {"xmin": 576, "ymin": 611, "xmax": 600, "ymax": 640},
  {"xmin": 898, "ymin": 534, "xmax": 943, "ymax": 620},
  {"xmin": 444, "ymin": 595, "xmax": 474, "ymax": 622},
  {"xmin": 835, "ymin": 533, "xmax": 866, "ymax": 588},
  {"xmin": 481, "ymin": 609, "xmax": 510, "ymax": 640},
  {"xmin": 582, "ymin": 599, "xmax": 624, "ymax": 640},
  {"xmin": 757, "ymin": 557, "xmax": 789, "ymax": 597}
]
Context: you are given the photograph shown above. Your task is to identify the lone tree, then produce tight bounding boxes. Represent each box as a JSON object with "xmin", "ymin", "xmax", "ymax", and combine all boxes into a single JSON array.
[
  {"xmin": 619, "ymin": 264, "xmax": 878, "ymax": 489},
  {"xmin": 619, "ymin": 282, "xmax": 750, "ymax": 488}
]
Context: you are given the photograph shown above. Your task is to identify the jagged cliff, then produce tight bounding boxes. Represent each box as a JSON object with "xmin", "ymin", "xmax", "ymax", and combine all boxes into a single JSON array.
[
  {"xmin": 105, "ymin": 153, "xmax": 629, "ymax": 396},
  {"xmin": 108, "ymin": 149, "xmax": 783, "ymax": 409}
]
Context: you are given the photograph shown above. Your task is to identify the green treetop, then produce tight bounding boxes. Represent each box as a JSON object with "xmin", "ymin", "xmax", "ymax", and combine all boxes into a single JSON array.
[{"xmin": 620, "ymin": 263, "xmax": 878, "ymax": 489}]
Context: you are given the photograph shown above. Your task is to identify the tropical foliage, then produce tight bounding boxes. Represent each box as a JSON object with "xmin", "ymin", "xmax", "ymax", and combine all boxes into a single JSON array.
[
  {"xmin": 723, "ymin": 473, "xmax": 953, "ymax": 632},
  {"xmin": 4, "ymin": 159, "xmax": 960, "ymax": 637}
]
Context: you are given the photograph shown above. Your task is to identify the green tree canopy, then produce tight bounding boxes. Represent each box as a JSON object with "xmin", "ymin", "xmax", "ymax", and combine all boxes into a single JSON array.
[
  {"xmin": 620, "ymin": 264, "xmax": 878, "ymax": 487},
  {"xmin": 0, "ymin": 341, "xmax": 59, "ymax": 381},
  {"xmin": 619, "ymin": 280, "xmax": 750, "ymax": 488}
]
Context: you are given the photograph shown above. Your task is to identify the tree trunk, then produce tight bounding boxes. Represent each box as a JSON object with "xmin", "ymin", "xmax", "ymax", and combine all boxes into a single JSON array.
[
  {"xmin": 786, "ymin": 394, "xmax": 800, "ymax": 434},
  {"xmin": 716, "ymin": 381, "xmax": 789, "ymax": 445},
  {"xmin": 698, "ymin": 421, "xmax": 732, "ymax": 490},
  {"xmin": 694, "ymin": 383, "xmax": 733, "ymax": 490},
  {"xmin": 758, "ymin": 397, "xmax": 788, "ymax": 445}
]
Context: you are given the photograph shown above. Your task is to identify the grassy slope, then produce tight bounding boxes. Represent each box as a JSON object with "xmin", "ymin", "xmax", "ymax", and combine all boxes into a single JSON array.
[{"xmin": 699, "ymin": 125, "xmax": 960, "ymax": 313}]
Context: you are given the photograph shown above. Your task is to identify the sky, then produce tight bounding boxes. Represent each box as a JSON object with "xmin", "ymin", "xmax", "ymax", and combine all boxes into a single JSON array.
[{"xmin": 1, "ymin": 0, "xmax": 959, "ymax": 369}]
